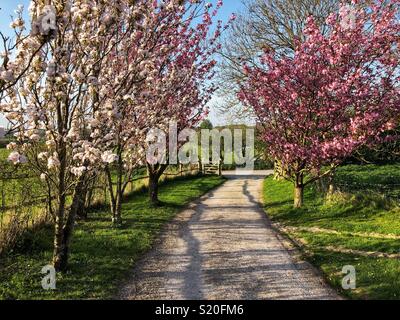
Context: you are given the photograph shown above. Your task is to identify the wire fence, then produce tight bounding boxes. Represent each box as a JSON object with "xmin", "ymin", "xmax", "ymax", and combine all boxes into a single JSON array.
[
  {"xmin": 0, "ymin": 163, "xmax": 200, "ymax": 211},
  {"xmin": 0, "ymin": 163, "xmax": 200, "ymax": 254},
  {"xmin": 334, "ymin": 181, "xmax": 400, "ymax": 201}
]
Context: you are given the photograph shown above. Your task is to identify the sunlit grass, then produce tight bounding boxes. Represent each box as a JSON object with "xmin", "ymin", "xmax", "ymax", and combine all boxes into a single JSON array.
[
  {"xmin": 263, "ymin": 164, "xmax": 400, "ymax": 300},
  {"xmin": 0, "ymin": 174, "xmax": 225, "ymax": 300}
]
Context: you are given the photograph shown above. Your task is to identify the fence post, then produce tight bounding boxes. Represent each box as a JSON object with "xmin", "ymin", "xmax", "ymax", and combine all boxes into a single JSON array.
[{"xmin": 1, "ymin": 181, "xmax": 5, "ymax": 210}]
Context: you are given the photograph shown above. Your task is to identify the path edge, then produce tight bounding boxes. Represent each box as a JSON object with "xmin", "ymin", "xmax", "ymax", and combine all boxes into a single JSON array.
[
  {"xmin": 115, "ymin": 176, "xmax": 228, "ymax": 300},
  {"xmin": 259, "ymin": 176, "xmax": 344, "ymax": 300}
]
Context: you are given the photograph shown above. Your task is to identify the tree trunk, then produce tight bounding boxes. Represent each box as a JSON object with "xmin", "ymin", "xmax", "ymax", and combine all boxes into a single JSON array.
[
  {"xmin": 75, "ymin": 171, "xmax": 94, "ymax": 220},
  {"xmin": 52, "ymin": 215, "xmax": 66, "ymax": 272},
  {"xmin": 85, "ymin": 183, "xmax": 94, "ymax": 211},
  {"xmin": 149, "ymin": 173, "xmax": 160, "ymax": 206},
  {"xmin": 315, "ymin": 178, "xmax": 323, "ymax": 194},
  {"xmin": 147, "ymin": 163, "xmax": 168, "ymax": 206},
  {"xmin": 105, "ymin": 165, "xmax": 121, "ymax": 225},
  {"xmin": 52, "ymin": 223, "xmax": 73, "ymax": 272},
  {"xmin": 326, "ymin": 169, "xmax": 336, "ymax": 199},
  {"xmin": 112, "ymin": 193, "xmax": 122, "ymax": 225},
  {"xmin": 52, "ymin": 140, "xmax": 67, "ymax": 271},
  {"xmin": 76, "ymin": 183, "xmax": 88, "ymax": 220},
  {"xmin": 52, "ymin": 176, "xmax": 85, "ymax": 272},
  {"xmin": 108, "ymin": 193, "xmax": 123, "ymax": 225},
  {"xmin": 294, "ymin": 185, "xmax": 304, "ymax": 208},
  {"xmin": 327, "ymin": 183, "xmax": 335, "ymax": 196}
]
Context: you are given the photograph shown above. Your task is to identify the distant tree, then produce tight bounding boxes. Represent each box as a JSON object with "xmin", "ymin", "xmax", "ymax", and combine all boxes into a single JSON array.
[
  {"xmin": 200, "ymin": 119, "xmax": 214, "ymax": 130},
  {"xmin": 217, "ymin": 0, "xmax": 339, "ymax": 122},
  {"xmin": 218, "ymin": 0, "xmax": 383, "ymax": 173}
]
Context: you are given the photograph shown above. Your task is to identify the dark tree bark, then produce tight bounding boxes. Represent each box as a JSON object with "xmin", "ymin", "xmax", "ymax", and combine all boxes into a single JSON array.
[
  {"xmin": 105, "ymin": 165, "xmax": 123, "ymax": 225},
  {"xmin": 149, "ymin": 172, "xmax": 161, "ymax": 206},
  {"xmin": 147, "ymin": 163, "xmax": 168, "ymax": 206},
  {"xmin": 52, "ymin": 138, "xmax": 67, "ymax": 271},
  {"xmin": 76, "ymin": 184, "xmax": 89, "ymax": 220},
  {"xmin": 326, "ymin": 167, "xmax": 337, "ymax": 199},
  {"xmin": 53, "ymin": 170, "xmax": 86, "ymax": 271},
  {"xmin": 105, "ymin": 156, "xmax": 134, "ymax": 225}
]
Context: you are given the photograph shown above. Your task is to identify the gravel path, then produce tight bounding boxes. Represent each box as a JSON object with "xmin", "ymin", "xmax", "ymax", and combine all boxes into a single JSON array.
[{"xmin": 119, "ymin": 171, "xmax": 340, "ymax": 300}]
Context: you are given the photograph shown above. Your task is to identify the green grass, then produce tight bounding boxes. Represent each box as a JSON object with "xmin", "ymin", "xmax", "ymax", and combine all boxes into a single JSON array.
[
  {"xmin": 335, "ymin": 163, "xmax": 400, "ymax": 186},
  {"xmin": 309, "ymin": 251, "xmax": 400, "ymax": 300},
  {"xmin": 0, "ymin": 148, "xmax": 9, "ymax": 160},
  {"xmin": 334, "ymin": 164, "xmax": 400, "ymax": 200},
  {"xmin": 0, "ymin": 174, "xmax": 225, "ymax": 300},
  {"xmin": 263, "ymin": 165, "xmax": 400, "ymax": 300}
]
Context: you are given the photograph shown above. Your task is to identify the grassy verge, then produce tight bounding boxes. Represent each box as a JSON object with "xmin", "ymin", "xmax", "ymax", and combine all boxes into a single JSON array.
[
  {"xmin": 334, "ymin": 164, "xmax": 400, "ymax": 200},
  {"xmin": 0, "ymin": 174, "xmax": 225, "ymax": 300},
  {"xmin": 263, "ymin": 167, "xmax": 400, "ymax": 300},
  {"xmin": 0, "ymin": 157, "xmax": 195, "ymax": 253}
]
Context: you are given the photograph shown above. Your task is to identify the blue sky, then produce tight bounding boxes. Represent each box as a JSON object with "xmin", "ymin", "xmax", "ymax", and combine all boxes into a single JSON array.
[
  {"xmin": 0, "ymin": 0, "xmax": 245, "ymax": 127},
  {"xmin": 1, "ymin": 0, "xmax": 245, "ymax": 34},
  {"xmin": 0, "ymin": 1, "xmax": 30, "ymax": 34},
  {"xmin": 207, "ymin": 0, "xmax": 246, "ymax": 126}
]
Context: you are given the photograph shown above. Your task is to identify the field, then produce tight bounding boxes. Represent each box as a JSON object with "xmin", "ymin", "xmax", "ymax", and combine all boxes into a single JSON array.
[
  {"xmin": 0, "ymin": 148, "xmax": 9, "ymax": 159},
  {"xmin": 0, "ymin": 143, "xmax": 198, "ymax": 254},
  {"xmin": 0, "ymin": 174, "xmax": 225, "ymax": 300},
  {"xmin": 263, "ymin": 164, "xmax": 400, "ymax": 299},
  {"xmin": 334, "ymin": 164, "xmax": 400, "ymax": 201}
]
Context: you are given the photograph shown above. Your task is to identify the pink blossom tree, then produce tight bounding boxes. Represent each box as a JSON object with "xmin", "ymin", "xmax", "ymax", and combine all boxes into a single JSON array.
[
  {"xmin": 239, "ymin": 0, "xmax": 400, "ymax": 208},
  {"xmin": 91, "ymin": 1, "xmax": 185, "ymax": 224},
  {"xmin": 143, "ymin": 0, "xmax": 233, "ymax": 206}
]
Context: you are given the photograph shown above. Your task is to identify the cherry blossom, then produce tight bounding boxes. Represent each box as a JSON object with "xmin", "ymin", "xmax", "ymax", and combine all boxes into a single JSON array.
[
  {"xmin": 93, "ymin": 0, "xmax": 230, "ymax": 213},
  {"xmin": 0, "ymin": 0, "xmax": 232, "ymax": 270},
  {"xmin": 8, "ymin": 151, "xmax": 27, "ymax": 164},
  {"xmin": 3, "ymin": 0, "xmax": 157, "ymax": 271},
  {"xmin": 239, "ymin": 0, "xmax": 400, "ymax": 208}
]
